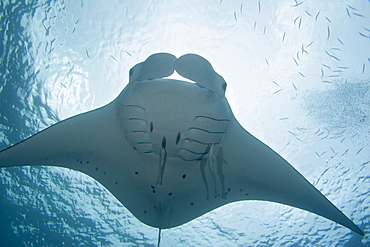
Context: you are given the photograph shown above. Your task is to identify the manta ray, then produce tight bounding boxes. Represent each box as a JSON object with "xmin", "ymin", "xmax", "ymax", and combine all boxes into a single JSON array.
[{"xmin": 0, "ymin": 53, "xmax": 364, "ymax": 242}]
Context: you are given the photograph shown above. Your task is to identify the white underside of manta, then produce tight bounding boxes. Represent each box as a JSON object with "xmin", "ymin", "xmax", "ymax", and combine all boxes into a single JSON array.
[{"xmin": 0, "ymin": 53, "xmax": 364, "ymax": 236}]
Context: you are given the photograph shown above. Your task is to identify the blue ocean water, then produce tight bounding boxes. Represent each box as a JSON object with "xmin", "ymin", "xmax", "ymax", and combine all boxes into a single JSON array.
[{"xmin": 0, "ymin": 0, "xmax": 369, "ymax": 246}]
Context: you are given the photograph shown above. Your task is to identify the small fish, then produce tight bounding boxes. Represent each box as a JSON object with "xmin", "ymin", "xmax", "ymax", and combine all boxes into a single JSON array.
[
  {"xmin": 356, "ymin": 147, "xmax": 363, "ymax": 155},
  {"xmin": 291, "ymin": 1, "xmax": 303, "ymax": 7},
  {"xmin": 327, "ymin": 26, "xmax": 331, "ymax": 40},
  {"xmin": 332, "ymin": 130, "xmax": 342, "ymax": 136},
  {"xmin": 359, "ymin": 32, "xmax": 368, "ymax": 38},
  {"xmin": 320, "ymin": 132, "xmax": 329, "ymax": 140},
  {"xmin": 50, "ymin": 38, "xmax": 56, "ymax": 46},
  {"xmin": 86, "ymin": 49, "xmax": 90, "ymax": 59},
  {"xmin": 293, "ymin": 16, "xmax": 302, "ymax": 29},
  {"xmin": 282, "ymin": 32, "xmax": 286, "ymax": 42},
  {"xmin": 325, "ymin": 50, "xmax": 340, "ymax": 61},
  {"xmin": 258, "ymin": 1, "xmax": 261, "ymax": 13},
  {"xmin": 346, "ymin": 7, "xmax": 351, "ymax": 17},
  {"xmin": 315, "ymin": 11, "xmax": 320, "ymax": 21},
  {"xmin": 322, "ymin": 64, "xmax": 331, "ymax": 70},
  {"xmin": 293, "ymin": 58, "xmax": 299, "ymax": 66},
  {"xmin": 363, "ymin": 161, "xmax": 370, "ymax": 166},
  {"xmin": 337, "ymin": 38, "xmax": 344, "ymax": 45},
  {"xmin": 353, "ymin": 12, "xmax": 364, "ymax": 18},
  {"xmin": 301, "ymin": 44, "xmax": 308, "ymax": 54},
  {"xmin": 296, "ymin": 127, "xmax": 307, "ymax": 132},
  {"xmin": 307, "ymin": 110, "xmax": 314, "ymax": 116},
  {"xmin": 272, "ymin": 81, "xmax": 279, "ymax": 86},
  {"xmin": 341, "ymin": 149, "xmax": 349, "ymax": 156},
  {"xmin": 306, "ymin": 41, "xmax": 313, "ymax": 48},
  {"xmin": 294, "ymin": 16, "xmax": 300, "ymax": 24},
  {"xmin": 234, "ymin": 11, "xmax": 237, "ymax": 21},
  {"xmin": 288, "ymin": 131, "xmax": 296, "ymax": 136}
]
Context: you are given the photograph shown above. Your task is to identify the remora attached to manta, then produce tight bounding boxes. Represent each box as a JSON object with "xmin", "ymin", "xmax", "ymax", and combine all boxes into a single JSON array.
[{"xmin": 0, "ymin": 53, "xmax": 364, "ymax": 236}]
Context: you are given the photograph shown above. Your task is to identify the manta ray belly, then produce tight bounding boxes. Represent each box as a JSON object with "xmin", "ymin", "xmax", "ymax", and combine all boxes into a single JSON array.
[{"xmin": 116, "ymin": 79, "xmax": 230, "ymax": 162}]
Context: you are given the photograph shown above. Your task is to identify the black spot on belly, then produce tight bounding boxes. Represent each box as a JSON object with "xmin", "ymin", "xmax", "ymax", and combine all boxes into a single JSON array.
[
  {"xmin": 168, "ymin": 192, "xmax": 173, "ymax": 196},
  {"xmin": 152, "ymin": 190, "xmax": 156, "ymax": 193},
  {"xmin": 95, "ymin": 167, "xmax": 98, "ymax": 171},
  {"xmin": 176, "ymin": 132, "xmax": 181, "ymax": 145},
  {"xmin": 115, "ymin": 182, "xmax": 118, "ymax": 185},
  {"xmin": 190, "ymin": 202, "xmax": 194, "ymax": 206},
  {"xmin": 162, "ymin": 136, "xmax": 166, "ymax": 148},
  {"xmin": 104, "ymin": 171, "xmax": 106, "ymax": 175},
  {"xmin": 135, "ymin": 171, "xmax": 139, "ymax": 175},
  {"xmin": 182, "ymin": 174, "xmax": 186, "ymax": 179},
  {"xmin": 144, "ymin": 210, "xmax": 147, "ymax": 214},
  {"xmin": 86, "ymin": 161, "xmax": 90, "ymax": 164},
  {"xmin": 150, "ymin": 122, "xmax": 153, "ymax": 133},
  {"xmin": 45, "ymin": 158, "xmax": 48, "ymax": 161},
  {"xmin": 80, "ymin": 161, "xmax": 83, "ymax": 164},
  {"xmin": 228, "ymin": 188, "xmax": 231, "ymax": 192},
  {"xmin": 245, "ymin": 193, "xmax": 249, "ymax": 196}
]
